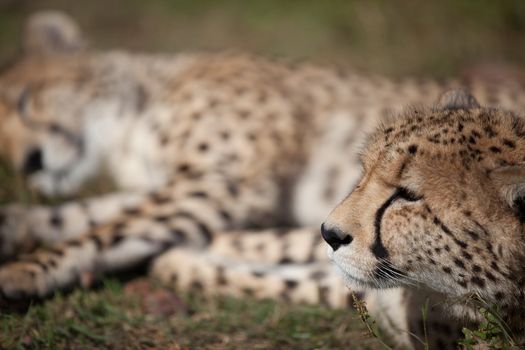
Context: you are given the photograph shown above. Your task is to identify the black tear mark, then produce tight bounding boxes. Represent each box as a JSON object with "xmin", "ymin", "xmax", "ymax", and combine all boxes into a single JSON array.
[{"xmin": 372, "ymin": 189, "xmax": 404, "ymax": 259}]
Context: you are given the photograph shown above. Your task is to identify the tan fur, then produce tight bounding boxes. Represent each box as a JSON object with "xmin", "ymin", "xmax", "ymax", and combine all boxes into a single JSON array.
[
  {"xmin": 2, "ymin": 13, "xmax": 525, "ymax": 349},
  {"xmin": 325, "ymin": 92, "xmax": 525, "ymax": 347}
]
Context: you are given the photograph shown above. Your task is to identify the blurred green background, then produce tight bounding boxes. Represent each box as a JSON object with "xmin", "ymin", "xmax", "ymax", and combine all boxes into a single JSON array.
[{"xmin": 1, "ymin": 0, "xmax": 525, "ymax": 77}]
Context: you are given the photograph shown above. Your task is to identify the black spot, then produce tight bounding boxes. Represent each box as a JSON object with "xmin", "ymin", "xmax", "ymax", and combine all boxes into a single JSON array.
[
  {"xmin": 461, "ymin": 251, "xmax": 473, "ymax": 260},
  {"xmin": 67, "ymin": 239, "xmax": 83, "ymax": 247},
  {"xmin": 465, "ymin": 230, "xmax": 479, "ymax": 240},
  {"xmin": 408, "ymin": 144, "xmax": 418, "ymax": 154},
  {"xmin": 49, "ymin": 212, "xmax": 63, "ymax": 228},
  {"xmin": 453, "ymin": 238, "xmax": 468, "ymax": 249},
  {"xmin": 160, "ymin": 135, "xmax": 170, "ymax": 146},
  {"xmin": 169, "ymin": 229, "xmax": 186, "ymax": 242},
  {"xmin": 503, "ymin": 139, "xmax": 516, "ymax": 148},
  {"xmin": 484, "ymin": 126, "xmax": 497, "ymax": 137},
  {"xmin": 285, "ymin": 280, "xmax": 298, "ymax": 289},
  {"xmin": 47, "ymin": 259, "xmax": 58, "ymax": 268},
  {"xmin": 218, "ymin": 210, "xmax": 232, "ymax": 223},
  {"xmin": 190, "ymin": 281, "xmax": 204, "ymax": 291},
  {"xmin": 188, "ymin": 191, "xmax": 208, "ymax": 198},
  {"xmin": 113, "ymin": 221, "xmax": 127, "ymax": 231},
  {"xmin": 177, "ymin": 163, "xmax": 191, "ymax": 173},
  {"xmin": 453, "ymin": 258, "xmax": 466, "ymax": 269},
  {"xmin": 489, "ymin": 146, "xmax": 502, "ymax": 153},
  {"xmin": 251, "ymin": 271, "xmax": 265, "ymax": 278},
  {"xmin": 154, "ymin": 215, "xmax": 170, "ymax": 223},
  {"xmin": 198, "ymin": 143, "xmax": 209, "ymax": 152},
  {"xmin": 442, "ymin": 266, "xmax": 452, "ymax": 274},
  {"xmin": 227, "ymin": 183, "xmax": 239, "ymax": 197},
  {"xmin": 471, "ymin": 276, "xmax": 485, "ymax": 288},
  {"xmin": 149, "ymin": 192, "xmax": 171, "ymax": 204},
  {"xmin": 278, "ymin": 257, "xmax": 293, "ymax": 264},
  {"xmin": 485, "ymin": 271, "xmax": 497, "ymax": 282},
  {"xmin": 472, "ymin": 265, "xmax": 482, "ymax": 273},
  {"xmin": 124, "ymin": 207, "xmax": 142, "ymax": 216},
  {"xmin": 110, "ymin": 234, "xmax": 126, "ymax": 246}
]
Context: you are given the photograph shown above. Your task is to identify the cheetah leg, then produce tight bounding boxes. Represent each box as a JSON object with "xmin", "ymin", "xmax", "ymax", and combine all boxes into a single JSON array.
[
  {"xmin": 364, "ymin": 288, "xmax": 468, "ymax": 350},
  {"xmin": 0, "ymin": 176, "xmax": 277, "ymax": 299},
  {"xmin": 151, "ymin": 247, "xmax": 353, "ymax": 308},
  {"xmin": 209, "ymin": 227, "xmax": 329, "ymax": 264},
  {"xmin": 0, "ymin": 192, "xmax": 145, "ymax": 259}
]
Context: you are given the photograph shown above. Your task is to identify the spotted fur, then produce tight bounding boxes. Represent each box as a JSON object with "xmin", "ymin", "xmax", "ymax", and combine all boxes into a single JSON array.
[
  {"xmin": 2, "ymin": 12, "xmax": 525, "ymax": 349},
  {"xmin": 325, "ymin": 90, "xmax": 525, "ymax": 348}
]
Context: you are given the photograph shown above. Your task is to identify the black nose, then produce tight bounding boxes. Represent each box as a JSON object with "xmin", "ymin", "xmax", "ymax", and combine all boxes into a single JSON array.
[
  {"xmin": 321, "ymin": 223, "xmax": 353, "ymax": 251},
  {"xmin": 22, "ymin": 148, "xmax": 43, "ymax": 175}
]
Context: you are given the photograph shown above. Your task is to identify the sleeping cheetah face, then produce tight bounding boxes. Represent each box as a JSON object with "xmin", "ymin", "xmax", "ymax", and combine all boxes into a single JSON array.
[
  {"xmin": 0, "ymin": 12, "xmax": 109, "ymax": 196},
  {"xmin": 323, "ymin": 90, "xmax": 525, "ymax": 312},
  {"xmin": 0, "ymin": 60, "xmax": 94, "ymax": 195}
]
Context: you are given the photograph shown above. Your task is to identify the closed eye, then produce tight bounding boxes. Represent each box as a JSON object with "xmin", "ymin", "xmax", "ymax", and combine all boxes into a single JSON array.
[
  {"xmin": 396, "ymin": 187, "xmax": 422, "ymax": 202},
  {"xmin": 17, "ymin": 88, "xmax": 31, "ymax": 122}
]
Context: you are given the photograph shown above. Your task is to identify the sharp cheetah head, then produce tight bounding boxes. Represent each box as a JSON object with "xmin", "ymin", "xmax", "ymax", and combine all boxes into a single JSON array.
[{"xmin": 323, "ymin": 89, "xmax": 525, "ymax": 310}]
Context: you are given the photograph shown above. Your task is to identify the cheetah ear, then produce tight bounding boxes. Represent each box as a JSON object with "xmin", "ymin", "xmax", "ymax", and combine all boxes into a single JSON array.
[
  {"xmin": 22, "ymin": 11, "xmax": 86, "ymax": 55},
  {"xmin": 490, "ymin": 165, "xmax": 525, "ymax": 220},
  {"xmin": 436, "ymin": 89, "xmax": 480, "ymax": 110}
]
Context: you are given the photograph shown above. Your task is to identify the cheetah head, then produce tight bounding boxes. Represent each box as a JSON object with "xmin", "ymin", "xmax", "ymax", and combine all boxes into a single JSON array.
[
  {"xmin": 323, "ymin": 89, "xmax": 525, "ymax": 313},
  {"xmin": 0, "ymin": 11, "xmax": 97, "ymax": 195}
]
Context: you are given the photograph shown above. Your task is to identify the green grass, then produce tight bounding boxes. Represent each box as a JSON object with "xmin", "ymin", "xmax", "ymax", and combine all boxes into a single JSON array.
[{"xmin": 0, "ymin": 279, "xmax": 382, "ymax": 349}]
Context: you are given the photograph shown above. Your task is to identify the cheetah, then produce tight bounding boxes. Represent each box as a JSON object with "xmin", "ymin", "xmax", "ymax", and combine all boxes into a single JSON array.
[
  {"xmin": 324, "ymin": 90, "xmax": 525, "ymax": 348},
  {"xmin": 2, "ymin": 11, "xmax": 525, "ymax": 348}
]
